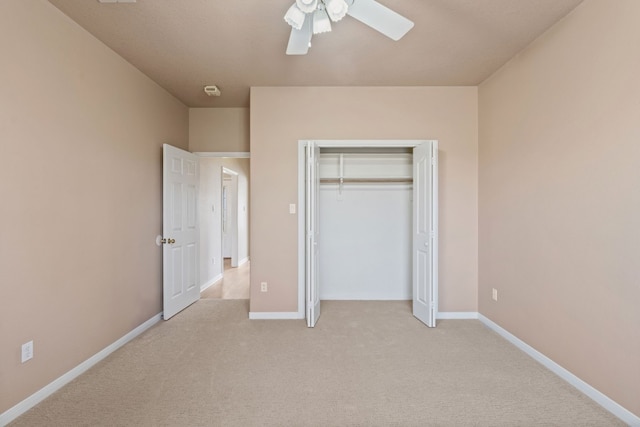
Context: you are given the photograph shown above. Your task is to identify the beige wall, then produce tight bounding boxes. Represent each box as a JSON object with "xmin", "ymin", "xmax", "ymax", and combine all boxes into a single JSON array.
[
  {"xmin": 0, "ymin": 0, "xmax": 188, "ymax": 414},
  {"xmin": 479, "ymin": 0, "xmax": 640, "ymax": 416},
  {"xmin": 189, "ymin": 108, "xmax": 250, "ymax": 153},
  {"xmin": 250, "ymin": 87, "xmax": 478, "ymax": 313}
]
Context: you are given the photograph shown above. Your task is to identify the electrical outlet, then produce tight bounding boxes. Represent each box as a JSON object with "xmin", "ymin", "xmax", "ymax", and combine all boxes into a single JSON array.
[
  {"xmin": 289, "ymin": 204, "xmax": 296, "ymax": 214},
  {"xmin": 492, "ymin": 288, "xmax": 498, "ymax": 301},
  {"xmin": 21, "ymin": 341, "xmax": 33, "ymax": 363},
  {"xmin": 261, "ymin": 282, "xmax": 268, "ymax": 292},
  {"xmin": 212, "ymin": 258, "xmax": 216, "ymax": 265}
]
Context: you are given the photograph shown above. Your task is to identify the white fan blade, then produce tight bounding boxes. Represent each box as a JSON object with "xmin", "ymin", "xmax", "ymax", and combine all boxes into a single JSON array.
[
  {"xmin": 347, "ymin": 0, "xmax": 414, "ymax": 41},
  {"xmin": 286, "ymin": 16, "xmax": 312, "ymax": 55}
]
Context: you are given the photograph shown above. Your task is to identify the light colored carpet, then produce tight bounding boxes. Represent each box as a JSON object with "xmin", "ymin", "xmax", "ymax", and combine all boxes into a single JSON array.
[{"xmin": 10, "ymin": 300, "xmax": 623, "ymax": 426}]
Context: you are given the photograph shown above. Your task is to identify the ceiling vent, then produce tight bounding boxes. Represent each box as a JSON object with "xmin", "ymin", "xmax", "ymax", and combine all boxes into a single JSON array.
[{"xmin": 203, "ymin": 85, "xmax": 221, "ymax": 97}]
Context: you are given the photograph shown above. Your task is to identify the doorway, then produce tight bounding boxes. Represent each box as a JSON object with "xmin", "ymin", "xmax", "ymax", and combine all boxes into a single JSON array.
[
  {"xmin": 297, "ymin": 140, "xmax": 438, "ymax": 328},
  {"xmin": 198, "ymin": 156, "xmax": 250, "ymax": 299}
]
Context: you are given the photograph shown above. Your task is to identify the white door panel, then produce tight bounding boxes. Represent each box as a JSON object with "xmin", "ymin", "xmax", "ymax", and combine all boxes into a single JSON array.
[
  {"xmin": 306, "ymin": 142, "xmax": 321, "ymax": 327},
  {"xmin": 163, "ymin": 144, "xmax": 200, "ymax": 320},
  {"xmin": 412, "ymin": 141, "xmax": 438, "ymax": 327},
  {"xmin": 222, "ymin": 181, "xmax": 231, "ymax": 258}
]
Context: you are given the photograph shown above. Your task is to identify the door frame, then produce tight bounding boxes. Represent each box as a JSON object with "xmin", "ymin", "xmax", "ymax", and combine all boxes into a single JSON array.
[{"xmin": 296, "ymin": 139, "xmax": 438, "ymax": 323}]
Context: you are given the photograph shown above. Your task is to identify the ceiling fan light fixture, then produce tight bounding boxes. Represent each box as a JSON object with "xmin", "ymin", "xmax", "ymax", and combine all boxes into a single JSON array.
[
  {"xmin": 284, "ymin": 3, "xmax": 306, "ymax": 30},
  {"xmin": 324, "ymin": 0, "xmax": 348, "ymax": 22},
  {"xmin": 284, "ymin": 0, "xmax": 413, "ymax": 55},
  {"xmin": 312, "ymin": 9, "xmax": 332, "ymax": 34},
  {"xmin": 296, "ymin": 0, "xmax": 318, "ymax": 14}
]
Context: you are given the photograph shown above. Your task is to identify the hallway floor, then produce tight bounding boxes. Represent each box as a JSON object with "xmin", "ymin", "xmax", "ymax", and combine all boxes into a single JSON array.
[{"xmin": 201, "ymin": 259, "xmax": 250, "ymax": 299}]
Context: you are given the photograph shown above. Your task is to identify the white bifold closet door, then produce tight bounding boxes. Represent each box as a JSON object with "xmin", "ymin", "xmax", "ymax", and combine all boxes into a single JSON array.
[
  {"xmin": 412, "ymin": 142, "xmax": 438, "ymax": 327},
  {"xmin": 305, "ymin": 141, "xmax": 438, "ymax": 328},
  {"xmin": 306, "ymin": 142, "xmax": 321, "ymax": 327}
]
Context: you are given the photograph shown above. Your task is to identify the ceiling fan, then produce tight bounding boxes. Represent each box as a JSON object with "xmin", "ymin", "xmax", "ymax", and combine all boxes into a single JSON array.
[{"xmin": 284, "ymin": 0, "xmax": 414, "ymax": 55}]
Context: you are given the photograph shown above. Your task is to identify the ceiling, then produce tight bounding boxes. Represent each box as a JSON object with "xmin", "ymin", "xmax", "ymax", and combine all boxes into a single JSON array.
[{"xmin": 47, "ymin": 0, "xmax": 584, "ymax": 108}]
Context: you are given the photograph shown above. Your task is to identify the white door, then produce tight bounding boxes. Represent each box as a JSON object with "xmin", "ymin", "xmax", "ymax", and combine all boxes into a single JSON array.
[
  {"xmin": 163, "ymin": 144, "xmax": 200, "ymax": 320},
  {"xmin": 222, "ymin": 178, "xmax": 231, "ymax": 258},
  {"xmin": 306, "ymin": 142, "xmax": 321, "ymax": 327},
  {"xmin": 412, "ymin": 141, "xmax": 438, "ymax": 327}
]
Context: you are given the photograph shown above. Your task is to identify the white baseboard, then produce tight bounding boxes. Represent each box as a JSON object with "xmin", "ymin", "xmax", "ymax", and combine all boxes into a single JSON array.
[
  {"xmin": 249, "ymin": 311, "xmax": 304, "ymax": 320},
  {"xmin": 200, "ymin": 273, "xmax": 223, "ymax": 292},
  {"xmin": 248, "ymin": 310, "xmax": 479, "ymax": 321},
  {"xmin": 0, "ymin": 313, "xmax": 162, "ymax": 426},
  {"xmin": 478, "ymin": 314, "xmax": 640, "ymax": 426},
  {"xmin": 437, "ymin": 311, "xmax": 479, "ymax": 320},
  {"xmin": 238, "ymin": 257, "xmax": 250, "ymax": 266}
]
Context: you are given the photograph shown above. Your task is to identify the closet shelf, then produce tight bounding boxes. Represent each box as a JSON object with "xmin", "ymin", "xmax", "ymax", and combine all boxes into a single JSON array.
[{"xmin": 320, "ymin": 177, "xmax": 413, "ymax": 184}]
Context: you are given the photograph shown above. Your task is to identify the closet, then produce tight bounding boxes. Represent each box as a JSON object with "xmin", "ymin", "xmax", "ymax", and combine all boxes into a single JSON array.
[
  {"xmin": 318, "ymin": 148, "xmax": 413, "ymax": 300},
  {"xmin": 300, "ymin": 140, "xmax": 438, "ymax": 328}
]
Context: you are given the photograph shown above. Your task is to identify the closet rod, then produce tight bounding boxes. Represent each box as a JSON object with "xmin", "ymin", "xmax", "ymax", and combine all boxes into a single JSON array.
[{"xmin": 320, "ymin": 177, "xmax": 413, "ymax": 184}]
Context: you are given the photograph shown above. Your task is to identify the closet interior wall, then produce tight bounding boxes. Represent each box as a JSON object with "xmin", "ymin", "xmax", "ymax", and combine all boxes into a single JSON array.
[{"xmin": 318, "ymin": 148, "xmax": 413, "ymax": 300}]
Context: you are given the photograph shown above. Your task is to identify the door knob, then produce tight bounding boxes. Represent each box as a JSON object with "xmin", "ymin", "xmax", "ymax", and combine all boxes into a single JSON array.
[{"xmin": 161, "ymin": 238, "xmax": 176, "ymax": 244}]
